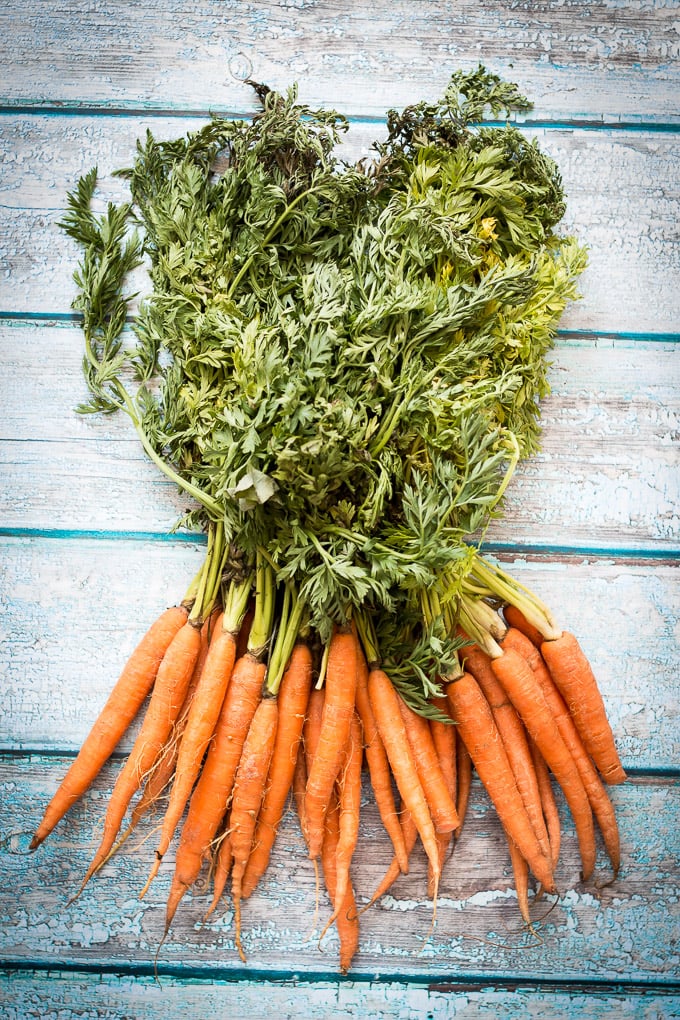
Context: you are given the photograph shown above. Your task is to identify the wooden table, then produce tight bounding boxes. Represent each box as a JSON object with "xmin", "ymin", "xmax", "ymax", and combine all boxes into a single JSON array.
[{"xmin": 1, "ymin": 3, "xmax": 678, "ymax": 1016}]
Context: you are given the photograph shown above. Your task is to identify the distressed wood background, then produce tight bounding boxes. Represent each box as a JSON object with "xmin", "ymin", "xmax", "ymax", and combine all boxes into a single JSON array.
[{"xmin": 0, "ymin": 2, "xmax": 678, "ymax": 1017}]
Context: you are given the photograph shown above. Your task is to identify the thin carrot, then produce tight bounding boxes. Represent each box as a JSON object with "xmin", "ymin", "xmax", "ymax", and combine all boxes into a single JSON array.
[
  {"xmin": 360, "ymin": 804, "xmax": 418, "ymax": 913},
  {"xmin": 541, "ymin": 631, "xmax": 627, "ymax": 785},
  {"xmin": 353, "ymin": 634, "xmax": 409, "ymax": 873},
  {"xmin": 241, "ymin": 643, "xmax": 313, "ymax": 899},
  {"xmin": 428, "ymin": 697, "xmax": 457, "ymax": 896},
  {"xmin": 503, "ymin": 604, "xmax": 544, "ymax": 647},
  {"xmin": 454, "ymin": 740, "xmax": 472, "ymax": 842},
  {"xmin": 163, "ymin": 649, "xmax": 266, "ymax": 930},
  {"xmin": 117, "ymin": 609, "xmax": 217, "ymax": 852},
  {"xmin": 204, "ymin": 827, "xmax": 233, "ymax": 919},
  {"xmin": 76, "ymin": 618, "xmax": 202, "ymax": 894},
  {"xmin": 530, "ymin": 738, "xmax": 561, "ymax": 874},
  {"xmin": 230, "ymin": 695, "xmax": 279, "ymax": 962},
  {"xmin": 505, "ymin": 832, "xmax": 532, "ymax": 926},
  {"xmin": 445, "ymin": 671, "xmax": 555, "ymax": 893},
  {"xmin": 398, "ymin": 696, "xmax": 459, "ymax": 835},
  {"xmin": 491, "ymin": 643, "xmax": 597, "ymax": 882},
  {"xmin": 142, "ymin": 596, "xmax": 248, "ymax": 895},
  {"xmin": 505, "ymin": 628, "xmax": 621, "ymax": 877},
  {"xmin": 462, "ymin": 641, "xmax": 551, "ymax": 864},
  {"xmin": 320, "ymin": 791, "xmax": 359, "ymax": 974},
  {"xmin": 321, "ymin": 712, "xmax": 363, "ymax": 935},
  {"xmin": 305, "ymin": 628, "xmax": 358, "ymax": 860},
  {"xmin": 368, "ymin": 667, "xmax": 442, "ymax": 904},
  {"xmin": 30, "ymin": 604, "xmax": 188, "ymax": 850}
]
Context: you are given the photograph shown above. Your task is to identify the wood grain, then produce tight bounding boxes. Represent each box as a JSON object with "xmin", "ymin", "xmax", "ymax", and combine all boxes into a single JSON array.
[
  {"xmin": 1, "ymin": 758, "xmax": 677, "ymax": 982},
  {"xmin": 2, "ymin": 969, "xmax": 678, "ymax": 1020},
  {"xmin": 1, "ymin": 114, "xmax": 679, "ymax": 332},
  {"xmin": 0, "ymin": 1, "xmax": 677, "ymax": 123}
]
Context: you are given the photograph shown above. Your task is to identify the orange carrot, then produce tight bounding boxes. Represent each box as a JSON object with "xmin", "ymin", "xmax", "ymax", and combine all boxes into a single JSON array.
[
  {"xmin": 323, "ymin": 712, "xmax": 363, "ymax": 932},
  {"xmin": 462, "ymin": 641, "xmax": 551, "ymax": 864},
  {"xmin": 530, "ymin": 739, "xmax": 561, "ymax": 874},
  {"xmin": 30, "ymin": 604, "xmax": 188, "ymax": 850},
  {"xmin": 204, "ymin": 827, "xmax": 233, "ymax": 919},
  {"xmin": 353, "ymin": 635, "xmax": 409, "ymax": 873},
  {"xmin": 503, "ymin": 604, "xmax": 544, "ymax": 647},
  {"xmin": 428, "ymin": 697, "xmax": 457, "ymax": 896},
  {"xmin": 76, "ymin": 618, "xmax": 202, "ymax": 893},
  {"xmin": 398, "ymin": 696, "xmax": 459, "ymax": 835},
  {"xmin": 505, "ymin": 628, "xmax": 621, "ymax": 877},
  {"xmin": 446, "ymin": 671, "xmax": 555, "ymax": 893},
  {"xmin": 491, "ymin": 644, "xmax": 596, "ymax": 882},
  {"xmin": 368, "ymin": 668, "xmax": 442, "ymax": 900},
  {"xmin": 541, "ymin": 631, "xmax": 627, "ymax": 785},
  {"xmin": 230, "ymin": 696, "xmax": 279, "ymax": 962},
  {"xmin": 305, "ymin": 629, "xmax": 358, "ymax": 860},
  {"xmin": 320, "ymin": 792, "xmax": 359, "ymax": 974},
  {"xmin": 143, "ymin": 610, "xmax": 243, "ymax": 893},
  {"xmin": 454, "ymin": 740, "xmax": 472, "ymax": 842},
  {"xmin": 505, "ymin": 832, "xmax": 532, "ymax": 926},
  {"xmin": 164, "ymin": 649, "xmax": 265, "ymax": 930},
  {"xmin": 241, "ymin": 643, "xmax": 313, "ymax": 899}
]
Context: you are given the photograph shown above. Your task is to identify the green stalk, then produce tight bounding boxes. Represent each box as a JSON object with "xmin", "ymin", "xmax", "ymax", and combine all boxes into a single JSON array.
[
  {"xmin": 222, "ymin": 571, "xmax": 255, "ymax": 636},
  {"xmin": 266, "ymin": 584, "xmax": 307, "ymax": 695},
  {"xmin": 247, "ymin": 552, "xmax": 277, "ymax": 659},
  {"xmin": 469, "ymin": 554, "xmax": 561, "ymax": 640}
]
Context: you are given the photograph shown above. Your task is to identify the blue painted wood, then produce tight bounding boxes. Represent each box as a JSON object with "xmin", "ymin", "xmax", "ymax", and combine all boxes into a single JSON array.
[{"xmin": 0, "ymin": 2, "xmax": 678, "ymax": 1015}]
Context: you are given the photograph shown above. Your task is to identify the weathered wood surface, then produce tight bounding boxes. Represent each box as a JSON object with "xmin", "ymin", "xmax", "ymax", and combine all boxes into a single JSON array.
[
  {"xmin": 1, "ymin": 0, "xmax": 678, "ymax": 1014},
  {"xmin": 2, "ymin": 115, "xmax": 680, "ymax": 333},
  {"xmin": 1, "ymin": 759, "xmax": 677, "ymax": 983},
  {"xmin": 1, "ymin": 538, "xmax": 677, "ymax": 767},
  {"xmin": 2, "ymin": 323, "xmax": 678, "ymax": 550},
  {"xmin": 1, "ymin": 1, "xmax": 678, "ymax": 124},
  {"xmin": 3, "ymin": 971, "xmax": 678, "ymax": 1020}
]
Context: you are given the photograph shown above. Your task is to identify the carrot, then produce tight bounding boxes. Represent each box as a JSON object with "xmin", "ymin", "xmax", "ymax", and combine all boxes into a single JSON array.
[
  {"xmin": 491, "ymin": 643, "xmax": 597, "ymax": 882},
  {"xmin": 142, "ymin": 609, "xmax": 244, "ymax": 894},
  {"xmin": 76, "ymin": 618, "xmax": 202, "ymax": 893},
  {"xmin": 353, "ymin": 635, "xmax": 409, "ymax": 873},
  {"xmin": 118, "ymin": 610, "xmax": 217, "ymax": 851},
  {"xmin": 505, "ymin": 832, "xmax": 531, "ymax": 926},
  {"xmin": 367, "ymin": 667, "xmax": 442, "ymax": 902},
  {"xmin": 454, "ymin": 739, "xmax": 472, "ymax": 841},
  {"xmin": 241, "ymin": 643, "xmax": 313, "ymax": 899},
  {"xmin": 503, "ymin": 604, "xmax": 544, "ymax": 647},
  {"xmin": 322, "ymin": 712, "xmax": 363, "ymax": 933},
  {"xmin": 360, "ymin": 803, "xmax": 418, "ymax": 913},
  {"xmin": 320, "ymin": 792, "xmax": 359, "ymax": 974},
  {"xmin": 462, "ymin": 641, "xmax": 551, "ymax": 865},
  {"xmin": 164, "ymin": 649, "xmax": 266, "ymax": 930},
  {"xmin": 505, "ymin": 628, "xmax": 621, "ymax": 877},
  {"xmin": 30, "ymin": 604, "xmax": 188, "ymax": 850},
  {"xmin": 398, "ymin": 697, "xmax": 459, "ymax": 835},
  {"xmin": 541, "ymin": 631, "xmax": 627, "ymax": 785},
  {"xmin": 305, "ymin": 628, "xmax": 358, "ymax": 860},
  {"xmin": 204, "ymin": 826, "xmax": 233, "ymax": 919},
  {"xmin": 530, "ymin": 739, "xmax": 561, "ymax": 874},
  {"xmin": 230, "ymin": 695, "xmax": 279, "ymax": 962},
  {"xmin": 445, "ymin": 671, "xmax": 555, "ymax": 893},
  {"xmin": 292, "ymin": 744, "xmax": 309, "ymax": 844},
  {"xmin": 428, "ymin": 697, "xmax": 457, "ymax": 897}
]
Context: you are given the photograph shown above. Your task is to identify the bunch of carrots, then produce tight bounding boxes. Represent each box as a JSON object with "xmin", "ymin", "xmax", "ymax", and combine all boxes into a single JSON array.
[
  {"xmin": 30, "ymin": 69, "xmax": 627, "ymax": 971},
  {"xmin": 30, "ymin": 548, "xmax": 625, "ymax": 972}
]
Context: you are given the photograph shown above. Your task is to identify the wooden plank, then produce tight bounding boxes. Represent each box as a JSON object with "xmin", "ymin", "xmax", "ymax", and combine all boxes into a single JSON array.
[
  {"xmin": 2, "ymin": 969, "xmax": 678, "ymax": 1020},
  {"xmin": 0, "ymin": 1, "xmax": 678, "ymax": 123},
  {"xmin": 1, "ymin": 115, "xmax": 679, "ymax": 333},
  {"xmin": 1, "ymin": 757, "xmax": 677, "ymax": 983},
  {"xmin": 2, "ymin": 323, "xmax": 678, "ymax": 550},
  {"xmin": 0, "ymin": 537, "xmax": 677, "ymax": 767}
]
